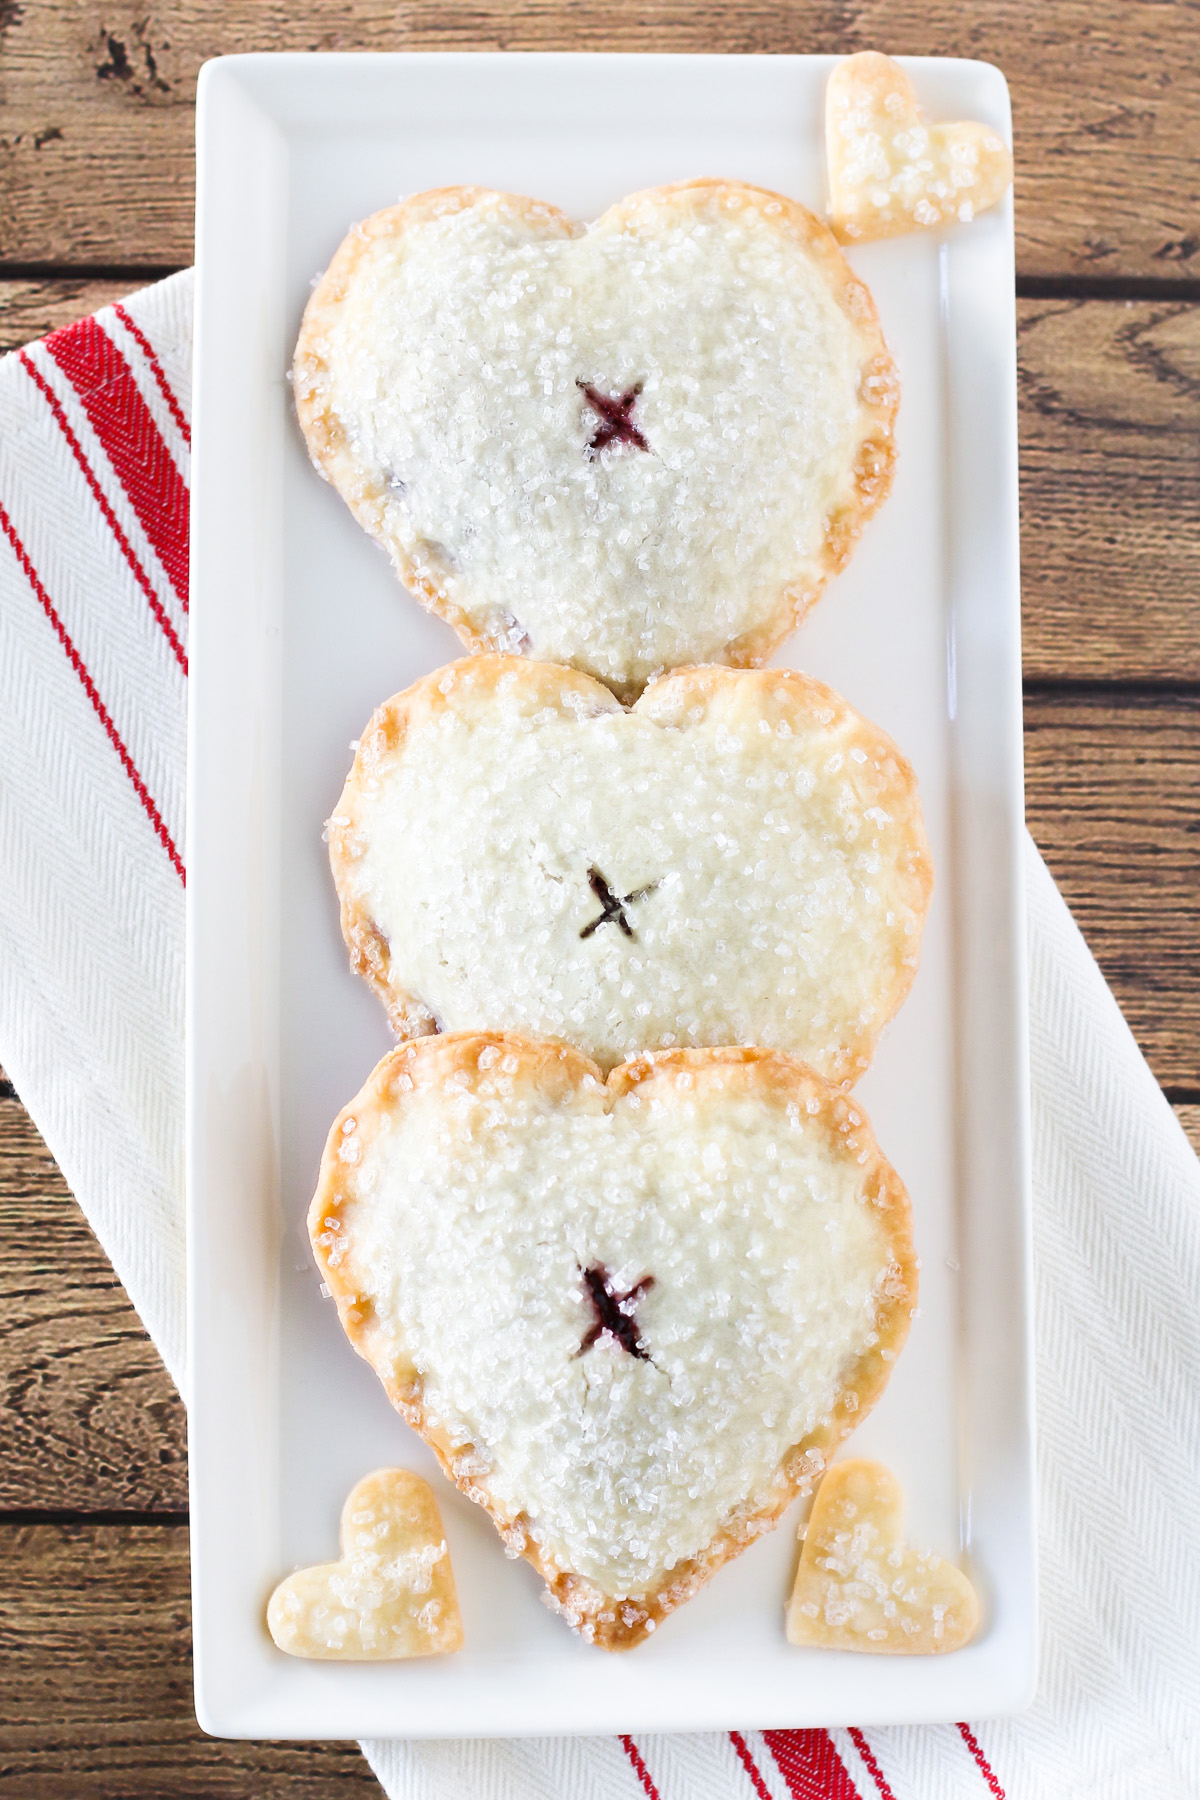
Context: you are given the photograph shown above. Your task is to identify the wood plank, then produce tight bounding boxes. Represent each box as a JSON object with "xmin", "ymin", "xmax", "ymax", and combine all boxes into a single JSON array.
[
  {"xmin": 1017, "ymin": 297, "xmax": 1200, "ymax": 683},
  {"xmin": 0, "ymin": 3, "xmax": 1196, "ymax": 279},
  {"xmin": 1025, "ymin": 689, "xmax": 1200, "ymax": 1091},
  {"xmin": 0, "ymin": 1098, "xmax": 186, "ymax": 1513},
  {"xmin": 0, "ymin": 278, "xmax": 142, "ymax": 353},
  {"xmin": 0, "ymin": 1522, "xmax": 376, "ymax": 1796},
  {"xmin": 1174, "ymin": 1105, "xmax": 1200, "ymax": 1159}
]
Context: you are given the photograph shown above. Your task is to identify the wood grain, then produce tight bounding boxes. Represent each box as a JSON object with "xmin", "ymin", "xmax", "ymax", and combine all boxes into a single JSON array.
[
  {"xmin": 1174, "ymin": 1105, "xmax": 1200, "ymax": 1158},
  {"xmin": 0, "ymin": 1099, "xmax": 185, "ymax": 1513},
  {"xmin": 0, "ymin": 1523, "xmax": 375, "ymax": 1797},
  {"xmin": 1018, "ymin": 297, "xmax": 1200, "ymax": 683},
  {"xmin": 1025, "ymin": 689, "xmax": 1200, "ymax": 1091},
  {"xmin": 0, "ymin": 278, "xmax": 140, "ymax": 352},
  {"xmin": 0, "ymin": 3, "xmax": 1197, "ymax": 279}
]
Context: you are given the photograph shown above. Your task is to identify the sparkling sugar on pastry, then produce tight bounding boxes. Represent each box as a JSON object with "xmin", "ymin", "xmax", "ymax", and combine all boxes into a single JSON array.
[
  {"xmin": 266, "ymin": 1468, "xmax": 463, "ymax": 1660},
  {"xmin": 293, "ymin": 181, "xmax": 898, "ymax": 695},
  {"xmin": 826, "ymin": 53, "xmax": 1014, "ymax": 244},
  {"xmin": 308, "ymin": 1036, "xmax": 918, "ymax": 1649},
  {"xmin": 786, "ymin": 1458, "xmax": 980, "ymax": 1653},
  {"xmin": 328, "ymin": 658, "xmax": 933, "ymax": 1086}
]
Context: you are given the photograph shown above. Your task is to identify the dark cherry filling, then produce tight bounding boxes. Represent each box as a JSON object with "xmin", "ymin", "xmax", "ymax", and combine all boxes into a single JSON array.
[
  {"xmin": 578, "ymin": 381, "xmax": 651, "ymax": 457},
  {"xmin": 576, "ymin": 1264, "xmax": 656, "ymax": 1360},
  {"xmin": 579, "ymin": 865, "xmax": 656, "ymax": 941}
]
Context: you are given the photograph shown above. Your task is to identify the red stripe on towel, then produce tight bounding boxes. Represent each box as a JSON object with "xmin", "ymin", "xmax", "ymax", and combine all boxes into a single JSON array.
[
  {"xmin": 762, "ymin": 1730, "xmax": 861, "ymax": 1800},
  {"xmin": 957, "ymin": 1724, "xmax": 1006, "ymax": 1798},
  {"xmin": 620, "ymin": 1736, "xmax": 663, "ymax": 1800},
  {"xmin": 41, "ymin": 317, "xmax": 191, "ymax": 608},
  {"xmin": 846, "ymin": 1729, "xmax": 897, "ymax": 1800},
  {"xmin": 17, "ymin": 351, "xmax": 188, "ymax": 674},
  {"xmin": 0, "ymin": 497, "xmax": 185, "ymax": 884},
  {"xmin": 112, "ymin": 301, "xmax": 192, "ymax": 447},
  {"xmin": 729, "ymin": 1732, "xmax": 777, "ymax": 1800}
]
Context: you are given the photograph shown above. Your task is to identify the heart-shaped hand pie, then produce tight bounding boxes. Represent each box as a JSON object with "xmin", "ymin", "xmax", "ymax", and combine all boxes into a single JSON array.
[
  {"xmin": 826, "ymin": 53, "xmax": 1013, "ymax": 244},
  {"xmin": 294, "ymin": 180, "xmax": 898, "ymax": 694},
  {"xmin": 786, "ymin": 1458, "xmax": 980, "ymax": 1653},
  {"xmin": 309, "ymin": 1035, "xmax": 917, "ymax": 1649},
  {"xmin": 266, "ymin": 1468, "xmax": 463, "ymax": 1659},
  {"xmin": 330, "ymin": 657, "xmax": 932, "ymax": 1085}
]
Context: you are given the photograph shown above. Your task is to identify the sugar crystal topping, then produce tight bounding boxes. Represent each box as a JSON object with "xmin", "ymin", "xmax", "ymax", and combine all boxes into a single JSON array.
[
  {"xmin": 335, "ymin": 663, "xmax": 930, "ymax": 1082},
  {"xmin": 786, "ymin": 1458, "xmax": 979, "ymax": 1652},
  {"xmin": 316, "ymin": 188, "xmax": 875, "ymax": 688},
  {"xmin": 327, "ymin": 1056, "xmax": 903, "ymax": 1598},
  {"xmin": 266, "ymin": 1470, "xmax": 461, "ymax": 1659},
  {"xmin": 826, "ymin": 55, "xmax": 1013, "ymax": 241}
]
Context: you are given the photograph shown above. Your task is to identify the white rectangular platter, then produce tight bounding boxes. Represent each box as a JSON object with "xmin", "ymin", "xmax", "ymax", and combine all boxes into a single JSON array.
[{"xmin": 189, "ymin": 51, "xmax": 1035, "ymax": 1740}]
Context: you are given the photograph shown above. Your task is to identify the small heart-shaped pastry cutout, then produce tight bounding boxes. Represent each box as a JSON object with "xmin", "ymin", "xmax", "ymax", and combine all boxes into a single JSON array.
[
  {"xmin": 294, "ymin": 180, "xmax": 897, "ymax": 694},
  {"xmin": 330, "ymin": 658, "xmax": 932, "ymax": 1084},
  {"xmin": 310, "ymin": 1037, "xmax": 917, "ymax": 1648},
  {"xmin": 786, "ymin": 1458, "xmax": 980, "ymax": 1652},
  {"xmin": 267, "ymin": 1469, "xmax": 462, "ymax": 1659},
  {"xmin": 826, "ymin": 53, "xmax": 1013, "ymax": 243}
]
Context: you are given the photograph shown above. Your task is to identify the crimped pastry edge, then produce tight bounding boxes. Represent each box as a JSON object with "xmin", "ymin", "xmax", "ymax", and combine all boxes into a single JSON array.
[
  {"xmin": 326, "ymin": 656, "xmax": 934, "ymax": 1085},
  {"xmin": 308, "ymin": 1034, "xmax": 919, "ymax": 1650},
  {"xmin": 293, "ymin": 180, "xmax": 899, "ymax": 695}
]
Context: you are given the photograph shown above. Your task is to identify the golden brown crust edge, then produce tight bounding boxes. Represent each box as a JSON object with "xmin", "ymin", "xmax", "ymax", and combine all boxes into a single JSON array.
[
  {"xmin": 308, "ymin": 1035, "xmax": 919, "ymax": 1650},
  {"xmin": 327, "ymin": 657, "xmax": 934, "ymax": 1084},
  {"xmin": 293, "ymin": 182, "xmax": 899, "ymax": 691}
]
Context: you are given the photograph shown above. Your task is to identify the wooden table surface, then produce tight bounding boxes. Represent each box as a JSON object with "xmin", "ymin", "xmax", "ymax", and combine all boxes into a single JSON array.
[{"xmin": 2, "ymin": 4, "xmax": 1198, "ymax": 1793}]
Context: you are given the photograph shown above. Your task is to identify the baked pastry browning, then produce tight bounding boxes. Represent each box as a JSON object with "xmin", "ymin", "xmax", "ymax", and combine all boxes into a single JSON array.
[
  {"xmin": 294, "ymin": 181, "xmax": 898, "ymax": 695},
  {"xmin": 309, "ymin": 1035, "xmax": 918, "ymax": 1649},
  {"xmin": 266, "ymin": 1468, "xmax": 463, "ymax": 1659},
  {"xmin": 826, "ymin": 53, "xmax": 1013, "ymax": 244},
  {"xmin": 786, "ymin": 1458, "xmax": 980, "ymax": 1653},
  {"xmin": 329, "ymin": 657, "xmax": 933, "ymax": 1086}
]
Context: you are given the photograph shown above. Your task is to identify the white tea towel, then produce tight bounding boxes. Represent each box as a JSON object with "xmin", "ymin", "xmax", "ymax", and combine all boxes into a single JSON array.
[{"xmin": 1, "ymin": 276, "xmax": 1197, "ymax": 1800}]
